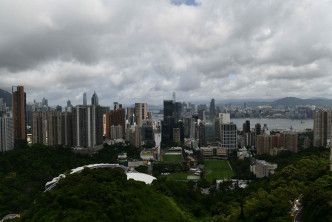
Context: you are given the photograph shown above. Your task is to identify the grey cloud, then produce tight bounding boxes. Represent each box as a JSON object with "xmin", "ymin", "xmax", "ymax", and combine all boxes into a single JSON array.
[{"xmin": 0, "ymin": 0, "xmax": 331, "ymax": 105}]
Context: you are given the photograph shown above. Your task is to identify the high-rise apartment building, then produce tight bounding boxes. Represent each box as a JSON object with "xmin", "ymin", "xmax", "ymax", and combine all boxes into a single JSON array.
[
  {"xmin": 106, "ymin": 108, "xmax": 125, "ymax": 139},
  {"xmin": 127, "ymin": 107, "xmax": 135, "ymax": 125},
  {"xmin": 61, "ymin": 112, "xmax": 73, "ymax": 147},
  {"xmin": 32, "ymin": 111, "xmax": 47, "ymax": 144},
  {"xmin": 47, "ymin": 111, "xmax": 62, "ymax": 146},
  {"xmin": 313, "ymin": 110, "xmax": 332, "ymax": 147},
  {"xmin": 0, "ymin": 116, "xmax": 14, "ymax": 152},
  {"xmin": 134, "ymin": 103, "xmax": 147, "ymax": 126},
  {"xmin": 256, "ymin": 134, "xmax": 270, "ymax": 155},
  {"xmin": 72, "ymin": 105, "xmax": 103, "ymax": 148},
  {"xmin": 12, "ymin": 86, "xmax": 26, "ymax": 146}
]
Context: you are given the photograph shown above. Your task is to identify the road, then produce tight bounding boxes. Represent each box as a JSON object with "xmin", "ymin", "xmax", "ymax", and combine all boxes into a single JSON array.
[{"xmin": 294, "ymin": 206, "xmax": 303, "ymax": 222}]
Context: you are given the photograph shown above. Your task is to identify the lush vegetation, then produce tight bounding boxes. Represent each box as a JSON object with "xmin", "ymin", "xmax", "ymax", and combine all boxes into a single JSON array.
[
  {"xmin": 0, "ymin": 144, "xmax": 331, "ymax": 221},
  {"xmin": 204, "ymin": 160, "xmax": 234, "ymax": 182},
  {"xmin": 0, "ymin": 142, "xmax": 140, "ymax": 218},
  {"xmin": 21, "ymin": 168, "xmax": 193, "ymax": 222}
]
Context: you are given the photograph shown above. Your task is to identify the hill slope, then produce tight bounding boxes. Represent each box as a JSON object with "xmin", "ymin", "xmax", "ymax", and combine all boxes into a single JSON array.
[
  {"xmin": 21, "ymin": 168, "xmax": 193, "ymax": 222},
  {"xmin": 272, "ymin": 97, "xmax": 332, "ymax": 107},
  {"xmin": 0, "ymin": 89, "xmax": 11, "ymax": 107}
]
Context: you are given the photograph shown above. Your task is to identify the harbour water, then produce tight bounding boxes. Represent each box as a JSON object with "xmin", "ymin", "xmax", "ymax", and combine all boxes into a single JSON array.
[
  {"xmin": 231, "ymin": 118, "xmax": 313, "ymax": 132},
  {"xmin": 151, "ymin": 113, "xmax": 314, "ymax": 132}
]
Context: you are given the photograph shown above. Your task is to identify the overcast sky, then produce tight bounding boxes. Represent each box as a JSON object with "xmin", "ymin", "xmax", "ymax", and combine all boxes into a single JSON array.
[{"xmin": 0, "ymin": 0, "xmax": 331, "ymax": 106}]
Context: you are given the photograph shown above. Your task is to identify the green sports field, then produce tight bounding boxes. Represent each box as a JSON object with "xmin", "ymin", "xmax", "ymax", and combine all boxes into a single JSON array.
[
  {"xmin": 166, "ymin": 173, "xmax": 200, "ymax": 181},
  {"xmin": 163, "ymin": 154, "xmax": 183, "ymax": 162},
  {"xmin": 205, "ymin": 160, "xmax": 234, "ymax": 182}
]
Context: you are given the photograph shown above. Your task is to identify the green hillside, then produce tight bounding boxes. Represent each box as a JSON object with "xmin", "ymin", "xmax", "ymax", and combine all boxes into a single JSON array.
[{"xmin": 21, "ymin": 168, "xmax": 192, "ymax": 222}]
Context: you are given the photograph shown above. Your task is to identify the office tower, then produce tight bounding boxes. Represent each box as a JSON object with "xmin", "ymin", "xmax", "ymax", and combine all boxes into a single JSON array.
[
  {"xmin": 67, "ymin": 100, "xmax": 72, "ymax": 107},
  {"xmin": 127, "ymin": 107, "xmax": 135, "ymax": 125},
  {"xmin": 114, "ymin": 102, "xmax": 122, "ymax": 110},
  {"xmin": 47, "ymin": 111, "xmax": 62, "ymax": 146},
  {"xmin": 220, "ymin": 123, "xmax": 237, "ymax": 150},
  {"xmin": 106, "ymin": 108, "xmax": 125, "ymax": 139},
  {"xmin": 32, "ymin": 111, "xmax": 47, "ymax": 144},
  {"xmin": 243, "ymin": 102, "xmax": 247, "ymax": 109},
  {"xmin": 199, "ymin": 121, "xmax": 206, "ymax": 147},
  {"xmin": 91, "ymin": 91, "xmax": 99, "ymax": 106},
  {"xmin": 313, "ymin": 110, "xmax": 332, "ymax": 147},
  {"xmin": 83, "ymin": 92, "xmax": 87, "ymax": 105},
  {"xmin": 56, "ymin": 105, "xmax": 62, "ymax": 112},
  {"xmin": 198, "ymin": 109, "xmax": 205, "ymax": 121},
  {"xmin": 42, "ymin": 98, "xmax": 48, "ymax": 107},
  {"xmin": 134, "ymin": 103, "xmax": 147, "ymax": 126},
  {"xmin": 172, "ymin": 91, "xmax": 176, "ymax": 101},
  {"xmin": 61, "ymin": 112, "xmax": 73, "ymax": 147},
  {"xmin": 256, "ymin": 134, "xmax": 270, "ymax": 155},
  {"xmin": 219, "ymin": 113, "xmax": 230, "ymax": 124},
  {"xmin": 12, "ymin": 86, "xmax": 26, "ymax": 146},
  {"xmin": 214, "ymin": 118, "xmax": 221, "ymax": 141},
  {"xmin": 205, "ymin": 122, "xmax": 215, "ymax": 143},
  {"xmin": 141, "ymin": 125, "xmax": 154, "ymax": 145},
  {"xmin": 0, "ymin": 116, "xmax": 14, "ymax": 152},
  {"xmin": 162, "ymin": 100, "xmax": 175, "ymax": 143},
  {"xmin": 174, "ymin": 102, "xmax": 182, "ymax": 122},
  {"xmin": 242, "ymin": 120, "xmax": 250, "ymax": 134},
  {"xmin": 198, "ymin": 104, "xmax": 207, "ymax": 112},
  {"xmin": 184, "ymin": 117, "xmax": 195, "ymax": 138},
  {"xmin": 72, "ymin": 105, "xmax": 103, "ymax": 148},
  {"xmin": 210, "ymin": 98, "xmax": 216, "ymax": 118},
  {"xmin": 161, "ymin": 116, "xmax": 175, "ymax": 143},
  {"xmin": 255, "ymin": 123, "xmax": 261, "ymax": 136}
]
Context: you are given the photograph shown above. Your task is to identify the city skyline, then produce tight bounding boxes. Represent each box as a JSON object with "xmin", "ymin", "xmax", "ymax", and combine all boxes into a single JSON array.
[{"xmin": 0, "ymin": 0, "xmax": 331, "ymax": 106}]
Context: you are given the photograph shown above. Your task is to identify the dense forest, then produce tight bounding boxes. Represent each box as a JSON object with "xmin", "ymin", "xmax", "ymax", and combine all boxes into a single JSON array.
[{"xmin": 0, "ymin": 144, "xmax": 331, "ymax": 221}]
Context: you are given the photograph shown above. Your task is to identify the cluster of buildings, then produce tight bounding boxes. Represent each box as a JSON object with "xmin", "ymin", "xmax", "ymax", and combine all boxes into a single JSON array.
[
  {"xmin": 222, "ymin": 104, "xmax": 315, "ymax": 119},
  {"xmin": 161, "ymin": 98, "xmax": 238, "ymax": 153}
]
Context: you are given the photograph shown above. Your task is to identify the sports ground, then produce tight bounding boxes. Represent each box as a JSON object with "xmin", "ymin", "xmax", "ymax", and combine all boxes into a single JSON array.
[{"xmin": 204, "ymin": 160, "xmax": 234, "ymax": 182}]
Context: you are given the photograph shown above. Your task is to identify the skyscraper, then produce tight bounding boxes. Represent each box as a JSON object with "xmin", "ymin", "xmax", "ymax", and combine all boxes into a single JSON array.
[
  {"xmin": 83, "ymin": 92, "xmax": 87, "ymax": 105},
  {"xmin": 172, "ymin": 91, "xmax": 176, "ymax": 101},
  {"xmin": 313, "ymin": 110, "xmax": 332, "ymax": 147},
  {"xmin": 12, "ymin": 86, "xmax": 26, "ymax": 146},
  {"xmin": 67, "ymin": 100, "xmax": 72, "ymax": 107},
  {"xmin": 134, "ymin": 103, "xmax": 147, "ymax": 126},
  {"xmin": 72, "ymin": 105, "xmax": 103, "ymax": 148},
  {"xmin": 127, "ymin": 107, "xmax": 135, "ymax": 125},
  {"xmin": 91, "ymin": 91, "xmax": 99, "ymax": 106},
  {"xmin": 47, "ymin": 111, "xmax": 62, "ymax": 146},
  {"xmin": 106, "ymin": 108, "xmax": 125, "ymax": 139},
  {"xmin": 210, "ymin": 98, "xmax": 216, "ymax": 118},
  {"xmin": 32, "ymin": 111, "xmax": 47, "ymax": 144},
  {"xmin": 220, "ymin": 123, "xmax": 237, "ymax": 150},
  {"xmin": 61, "ymin": 111, "xmax": 73, "ymax": 147},
  {"xmin": 0, "ymin": 116, "xmax": 14, "ymax": 152}
]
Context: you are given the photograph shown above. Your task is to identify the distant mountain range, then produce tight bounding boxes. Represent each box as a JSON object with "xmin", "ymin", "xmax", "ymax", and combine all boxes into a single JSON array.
[
  {"xmin": 271, "ymin": 97, "xmax": 332, "ymax": 107},
  {"xmin": 0, "ymin": 89, "xmax": 12, "ymax": 107}
]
